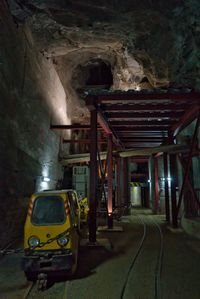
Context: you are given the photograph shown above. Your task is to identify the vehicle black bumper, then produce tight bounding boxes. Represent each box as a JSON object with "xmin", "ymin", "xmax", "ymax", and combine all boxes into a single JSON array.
[{"xmin": 21, "ymin": 251, "xmax": 73, "ymax": 273}]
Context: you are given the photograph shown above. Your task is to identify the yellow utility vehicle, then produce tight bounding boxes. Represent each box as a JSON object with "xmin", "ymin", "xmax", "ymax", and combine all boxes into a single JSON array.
[{"xmin": 22, "ymin": 189, "xmax": 80, "ymax": 281}]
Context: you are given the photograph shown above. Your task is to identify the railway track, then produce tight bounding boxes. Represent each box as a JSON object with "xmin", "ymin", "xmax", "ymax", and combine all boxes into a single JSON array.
[
  {"xmin": 22, "ymin": 281, "xmax": 35, "ymax": 299},
  {"xmin": 0, "ymin": 236, "xmax": 75, "ymax": 299},
  {"xmin": 0, "ymin": 236, "xmax": 21, "ymax": 262},
  {"xmin": 150, "ymin": 216, "xmax": 164, "ymax": 299},
  {"xmin": 0, "ymin": 239, "xmax": 69, "ymax": 299},
  {"xmin": 120, "ymin": 213, "xmax": 164, "ymax": 299},
  {"xmin": 22, "ymin": 276, "xmax": 70, "ymax": 299}
]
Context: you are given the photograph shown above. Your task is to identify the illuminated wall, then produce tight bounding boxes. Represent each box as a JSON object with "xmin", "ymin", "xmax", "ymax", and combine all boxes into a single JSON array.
[{"xmin": 0, "ymin": 3, "xmax": 70, "ymax": 245}]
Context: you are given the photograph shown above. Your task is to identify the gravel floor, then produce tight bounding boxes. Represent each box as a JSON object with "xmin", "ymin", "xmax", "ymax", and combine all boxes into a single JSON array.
[{"xmin": 0, "ymin": 209, "xmax": 200, "ymax": 299}]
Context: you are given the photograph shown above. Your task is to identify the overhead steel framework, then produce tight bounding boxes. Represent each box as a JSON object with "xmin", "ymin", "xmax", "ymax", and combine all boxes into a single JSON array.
[
  {"xmin": 85, "ymin": 90, "xmax": 200, "ymax": 144},
  {"xmin": 51, "ymin": 89, "xmax": 200, "ymax": 240}
]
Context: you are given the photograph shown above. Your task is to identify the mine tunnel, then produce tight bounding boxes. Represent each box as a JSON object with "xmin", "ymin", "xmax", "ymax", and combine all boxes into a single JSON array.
[{"xmin": 1, "ymin": 1, "xmax": 200, "ymax": 298}]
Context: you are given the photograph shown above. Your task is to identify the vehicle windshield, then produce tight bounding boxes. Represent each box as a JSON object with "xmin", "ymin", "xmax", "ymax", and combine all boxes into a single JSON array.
[{"xmin": 31, "ymin": 196, "xmax": 66, "ymax": 225}]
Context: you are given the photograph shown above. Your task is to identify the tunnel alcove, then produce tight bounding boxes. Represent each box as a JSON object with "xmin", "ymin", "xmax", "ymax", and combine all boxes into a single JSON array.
[
  {"xmin": 72, "ymin": 59, "xmax": 113, "ymax": 94},
  {"xmin": 85, "ymin": 59, "xmax": 113, "ymax": 87}
]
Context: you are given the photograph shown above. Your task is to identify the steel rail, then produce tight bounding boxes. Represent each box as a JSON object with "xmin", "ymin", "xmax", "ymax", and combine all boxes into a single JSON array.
[
  {"xmin": 120, "ymin": 214, "xmax": 147, "ymax": 299},
  {"xmin": 22, "ymin": 282, "xmax": 35, "ymax": 299},
  {"xmin": 23, "ymin": 279, "xmax": 69, "ymax": 299},
  {"xmin": 0, "ymin": 236, "xmax": 21, "ymax": 262},
  {"xmin": 120, "ymin": 214, "xmax": 164, "ymax": 299},
  {"xmin": 149, "ymin": 216, "xmax": 164, "ymax": 299}
]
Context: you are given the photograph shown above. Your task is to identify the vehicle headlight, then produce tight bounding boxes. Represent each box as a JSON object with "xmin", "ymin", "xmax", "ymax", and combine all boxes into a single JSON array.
[
  {"xmin": 57, "ymin": 236, "xmax": 69, "ymax": 247},
  {"xmin": 28, "ymin": 236, "xmax": 40, "ymax": 248}
]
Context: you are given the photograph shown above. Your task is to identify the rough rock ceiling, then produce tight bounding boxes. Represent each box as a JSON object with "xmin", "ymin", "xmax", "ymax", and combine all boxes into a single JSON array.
[{"xmin": 7, "ymin": 0, "xmax": 200, "ymax": 126}]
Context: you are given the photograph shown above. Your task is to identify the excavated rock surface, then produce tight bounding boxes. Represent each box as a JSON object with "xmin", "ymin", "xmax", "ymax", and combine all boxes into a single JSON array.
[{"xmin": 7, "ymin": 0, "xmax": 200, "ymax": 122}]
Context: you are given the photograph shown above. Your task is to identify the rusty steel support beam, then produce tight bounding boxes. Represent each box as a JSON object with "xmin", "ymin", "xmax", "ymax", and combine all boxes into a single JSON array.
[
  {"xmin": 107, "ymin": 112, "xmax": 182, "ymax": 119},
  {"xmin": 178, "ymin": 155, "xmax": 200, "ymax": 207},
  {"xmin": 63, "ymin": 139, "xmax": 107, "ymax": 144},
  {"xmin": 120, "ymin": 136, "xmax": 164, "ymax": 141},
  {"xmin": 154, "ymin": 156, "xmax": 159, "ymax": 214},
  {"xmin": 97, "ymin": 111, "xmax": 123, "ymax": 148},
  {"xmin": 169, "ymin": 154, "xmax": 178, "ymax": 228},
  {"xmin": 111, "ymin": 120, "xmax": 175, "ymax": 126},
  {"xmin": 177, "ymin": 114, "xmax": 200, "ymax": 215},
  {"xmin": 107, "ymin": 134, "xmax": 113, "ymax": 228},
  {"xmin": 116, "ymin": 157, "xmax": 121, "ymax": 214},
  {"xmin": 163, "ymin": 153, "xmax": 170, "ymax": 222},
  {"xmin": 122, "ymin": 140, "xmax": 162, "ymax": 143},
  {"xmin": 171, "ymin": 106, "xmax": 199, "ymax": 137},
  {"xmin": 102, "ymin": 103, "xmax": 188, "ymax": 112},
  {"xmin": 118, "ymin": 132, "xmax": 168, "ymax": 137},
  {"xmin": 130, "ymin": 156, "xmax": 149, "ymax": 163},
  {"xmin": 86, "ymin": 92, "xmax": 200, "ymax": 104},
  {"xmin": 50, "ymin": 124, "xmax": 91, "ymax": 130},
  {"xmin": 124, "ymin": 144, "xmax": 161, "ymax": 149},
  {"xmin": 113, "ymin": 126, "xmax": 169, "ymax": 132},
  {"xmin": 123, "ymin": 157, "xmax": 130, "ymax": 214},
  {"xmin": 124, "ymin": 143, "xmax": 162, "ymax": 148},
  {"xmin": 85, "ymin": 97, "xmax": 123, "ymax": 148},
  {"xmin": 97, "ymin": 149, "xmax": 108, "ymax": 212},
  {"xmin": 88, "ymin": 110, "xmax": 98, "ymax": 243}
]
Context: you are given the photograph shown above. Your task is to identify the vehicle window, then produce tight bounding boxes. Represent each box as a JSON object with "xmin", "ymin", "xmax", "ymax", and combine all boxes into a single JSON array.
[{"xmin": 31, "ymin": 196, "xmax": 66, "ymax": 225}]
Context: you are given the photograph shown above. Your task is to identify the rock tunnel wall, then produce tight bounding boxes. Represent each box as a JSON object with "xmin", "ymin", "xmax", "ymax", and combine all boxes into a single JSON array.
[{"xmin": 0, "ymin": 2, "xmax": 70, "ymax": 245}]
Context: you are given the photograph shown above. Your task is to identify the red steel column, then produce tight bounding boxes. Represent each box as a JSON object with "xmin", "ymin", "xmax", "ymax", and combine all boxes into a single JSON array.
[
  {"xmin": 107, "ymin": 134, "xmax": 113, "ymax": 228},
  {"xmin": 116, "ymin": 157, "xmax": 121, "ymax": 216},
  {"xmin": 177, "ymin": 114, "xmax": 200, "ymax": 214},
  {"xmin": 123, "ymin": 157, "xmax": 130, "ymax": 214},
  {"xmin": 89, "ymin": 109, "xmax": 97, "ymax": 242},
  {"xmin": 154, "ymin": 156, "xmax": 159, "ymax": 213},
  {"xmin": 164, "ymin": 153, "xmax": 170, "ymax": 222},
  {"xmin": 169, "ymin": 154, "xmax": 178, "ymax": 228}
]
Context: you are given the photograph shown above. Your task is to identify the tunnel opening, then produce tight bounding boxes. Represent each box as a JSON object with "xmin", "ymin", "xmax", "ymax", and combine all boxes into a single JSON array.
[
  {"xmin": 85, "ymin": 59, "xmax": 113, "ymax": 87},
  {"xmin": 73, "ymin": 59, "xmax": 113, "ymax": 94}
]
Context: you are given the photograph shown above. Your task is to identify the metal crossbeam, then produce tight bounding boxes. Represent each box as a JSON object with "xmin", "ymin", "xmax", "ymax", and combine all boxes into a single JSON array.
[
  {"xmin": 124, "ymin": 143, "xmax": 162, "ymax": 147},
  {"xmin": 177, "ymin": 113, "xmax": 200, "ymax": 215},
  {"xmin": 110, "ymin": 120, "xmax": 175, "ymax": 126},
  {"xmin": 97, "ymin": 111, "xmax": 123, "ymax": 147},
  {"xmin": 106, "ymin": 112, "xmax": 183, "ymax": 118},
  {"xmin": 114, "ymin": 127, "xmax": 169, "ymax": 131},
  {"xmin": 50, "ymin": 124, "xmax": 91, "ymax": 130},
  {"xmin": 63, "ymin": 139, "xmax": 106, "ymax": 144},
  {"xmin": 101, "ymin": 104, "xmax": 189, "ymax": 111},
  {"xmin": 178, "ymin": 155, "xmax": 200, "ymax": 207},
  {"xmin": 120, "ymin": 136, "xmax": 164, "ymax": 141},
  {"xmin": 170, "ymin": 106, "xmax": 199, "ymax": 136},
  {"xmin": 86, "ymin": 92, "xmax": 200, "ymax": 104}
]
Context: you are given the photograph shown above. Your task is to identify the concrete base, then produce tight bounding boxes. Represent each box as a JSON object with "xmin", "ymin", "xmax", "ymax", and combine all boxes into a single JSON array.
[
  {"xmin": 80, "ymin": 238, "xmax": 112, "ymax": 250},
  {"xmin": 97, "ymin": 225, "xmax": 123, "ymax": 232},
  {"xmin": 181, "ymin": 216, "xmax": 200, "ymax": 239},
  {"xmin": 120, "ymin": 218, "xmax": 130, "ymax": 223},
  {"xmin": 167, "ymin": 226, "xmax": 183, "ymax": 233}
]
